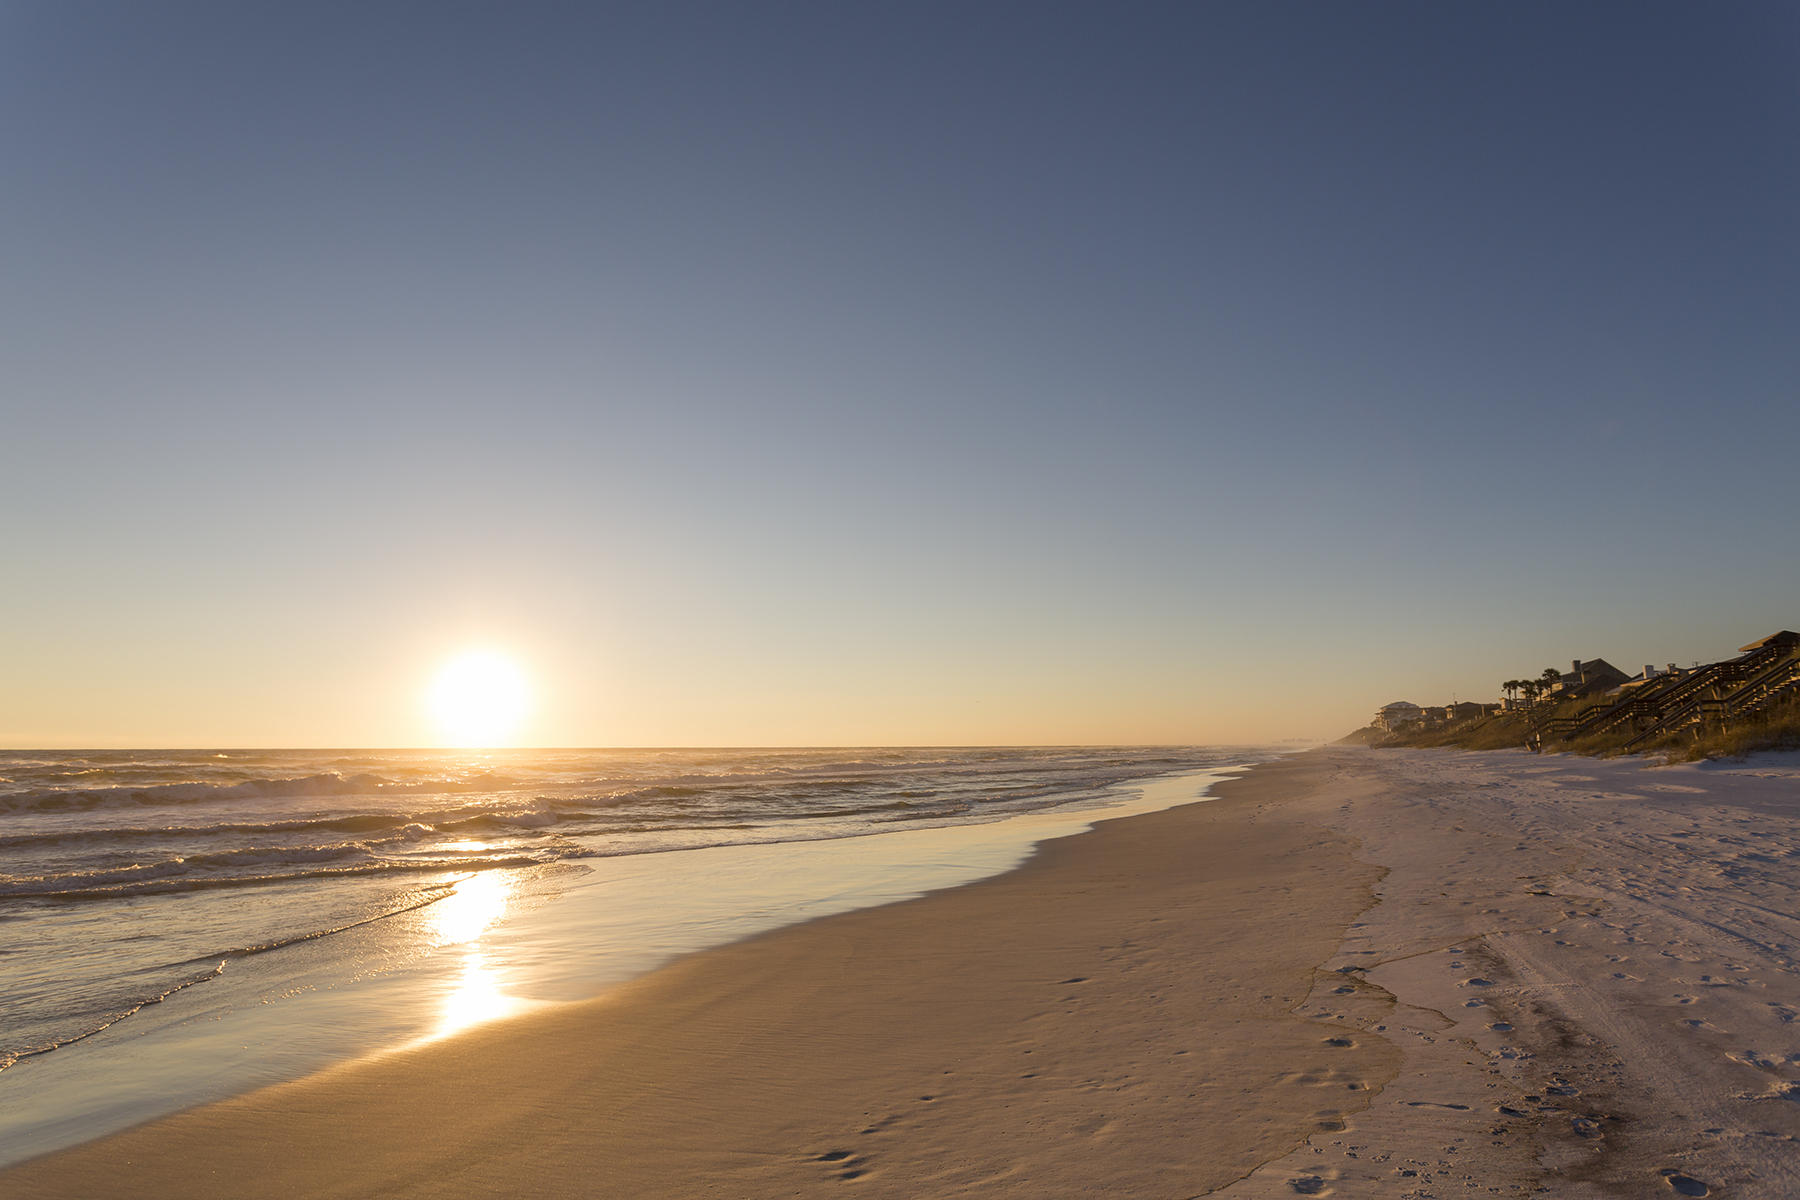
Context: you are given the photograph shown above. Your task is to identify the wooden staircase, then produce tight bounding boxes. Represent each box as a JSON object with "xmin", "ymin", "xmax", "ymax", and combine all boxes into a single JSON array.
[{"xmin": 1533, "ymin": 633, "xmax": 1800, "ymax": 751}]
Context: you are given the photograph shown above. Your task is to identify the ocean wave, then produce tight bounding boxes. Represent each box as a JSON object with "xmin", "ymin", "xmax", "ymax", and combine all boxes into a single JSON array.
[
  {"xmin": 160, "ymin": 875, "xmax": 471, "ymax": 967},
  {"xmin": 0, "ymin": 876, "xmax": 485, "ymax": 1072},
  {"xmin": 0, "ymin": 843, "xmax": 375, "ymax": 893},
  {"xmin": 0, "ymin": 850, "xmax": 573, "ymax": 901},
  {"xmin": 434, "ymin": 808, "xmax": 562, "ymax": 832},
  {"xmin": 0, "ymin": 810, "xmax": 567, "ymax": 852},
  {"xmin": 0, "ymin": 749, "xmax": 1241, "ymax": 906},
  {"xmin": 0, "ymin": 770, "xmax": 524, "ymax": 813},
  {"xmin": 0, "ymin": 962, "xmax": 226, "ymax": 1073}
]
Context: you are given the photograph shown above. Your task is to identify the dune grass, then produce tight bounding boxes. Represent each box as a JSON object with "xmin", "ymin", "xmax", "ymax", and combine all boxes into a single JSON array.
[
  {"xmin": 1644, "ymin": 694, "xmax": 1800, "ymax": 763},
  {"xmin": 1345, "ymin": 692, "xmax": 1800, "ymax": 763},
  {"xmin": 1340, "ymin": 712, "xmax": 1533, "ymax": 752}
]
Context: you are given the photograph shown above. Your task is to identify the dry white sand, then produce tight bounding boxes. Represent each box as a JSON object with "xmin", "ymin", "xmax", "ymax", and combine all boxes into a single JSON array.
[
  {"xmin": 1218, "ymin": 747, "xmax": 1800, "ymax": 1199},
  {"xmin": 6, "ymin": 747, "xmax": 1798, "ymax": 1198}
]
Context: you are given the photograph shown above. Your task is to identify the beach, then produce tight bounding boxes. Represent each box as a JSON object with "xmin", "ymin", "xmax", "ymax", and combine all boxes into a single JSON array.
[
  {"xmin": 7, "ymin": 747, "xmax": 1799, "ymax": 1198},
  {"xmin": 0, "ymin": 749, "xmax": 1249, "ymax": 1160}
]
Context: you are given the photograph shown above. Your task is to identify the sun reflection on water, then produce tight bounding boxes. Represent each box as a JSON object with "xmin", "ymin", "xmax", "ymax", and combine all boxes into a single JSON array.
[
  {"xmin": 431, "ymin": 872, "xmax": 509, "ymax": 946},
  {"xmin": 438, "ymin": 951, "xmax": 528, "ymax": 1037},
  {"xmin": 425, "ymin": 872, "xmax": 535, "ymax": 1038}
]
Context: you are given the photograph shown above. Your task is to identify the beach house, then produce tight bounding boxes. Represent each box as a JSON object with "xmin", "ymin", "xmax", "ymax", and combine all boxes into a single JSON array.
[
  {"xmin": 1552, "ymin": 659, "xmax": 1630, "ymax": 700},
  {"xmin": 1374, "ymin": 701, "xmax": 1423, "ymax": 731}
]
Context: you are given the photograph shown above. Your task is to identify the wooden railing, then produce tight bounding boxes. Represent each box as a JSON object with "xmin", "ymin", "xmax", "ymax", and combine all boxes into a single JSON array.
[
  {"xmin": 1620, "ymin": 649, "xmax": 1800, "ymax": 750},
  {"xmin": 1536, "ymin": 674, "xmax": 1687, "ymax": 742},
  {"xmin": 1531, "ymin": 639, "xmax": 1800, "ymax": 751}
]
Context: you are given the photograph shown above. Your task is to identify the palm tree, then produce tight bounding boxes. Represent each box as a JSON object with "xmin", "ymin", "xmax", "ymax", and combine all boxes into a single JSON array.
[{"xmin": 1540, "ymin": 666, "xmax": 1564, "ymax": 692}]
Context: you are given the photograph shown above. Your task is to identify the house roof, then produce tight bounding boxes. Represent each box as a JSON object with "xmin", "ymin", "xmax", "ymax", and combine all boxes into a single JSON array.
[
  {"xmin": 1739, "ymin": 630, "xmax": 1799, "ymax": 653},
  {"xmin": 1378, "ymin": 701, "xmax": 1420, "ymax": 711},
  {"xmin": 1562, "ymin": 658, "xmax": 1627, "ymax": 681}
]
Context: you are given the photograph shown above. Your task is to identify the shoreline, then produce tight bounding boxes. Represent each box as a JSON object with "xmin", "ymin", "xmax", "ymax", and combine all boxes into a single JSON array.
[
  {"xmin": 0, "ymin": 765, "xmax": 1248, "ymax": 1168},
  {"xmin": 9, "ymin": 746, "xmax": 1795, "ymax": 1197},
  {"xmin": 3, "ymin": 756, "xmax": 1394, "ymax": 1198}
]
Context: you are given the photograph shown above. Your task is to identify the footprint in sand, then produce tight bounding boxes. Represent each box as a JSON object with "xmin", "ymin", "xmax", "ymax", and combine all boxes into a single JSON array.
[
  {"xmin": 1289, "ymin": 1175, "xmax": 1330, "ymax": 1195},
  {"xmin": 812, "ymin": 1149, "xmax": 870, "ymax": 1180},
  {"xmin": 1729, "ymin": 1049, "xmax": 1780, "ymax": 1070},
  {"xmin": 1660, "ymin": 1169, "xmax": 1710, "ymax": 1196}
]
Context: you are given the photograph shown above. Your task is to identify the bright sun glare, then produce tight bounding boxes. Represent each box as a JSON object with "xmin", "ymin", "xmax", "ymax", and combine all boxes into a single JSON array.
[{"xmin": 428, "ymin": 649, "xmax": 532, "ymax": 748}]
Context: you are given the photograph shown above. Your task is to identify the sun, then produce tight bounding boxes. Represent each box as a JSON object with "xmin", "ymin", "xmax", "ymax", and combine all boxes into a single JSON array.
[{"xmin": 428, "ymin": 649, "xmax": 532, "ymax": 748}]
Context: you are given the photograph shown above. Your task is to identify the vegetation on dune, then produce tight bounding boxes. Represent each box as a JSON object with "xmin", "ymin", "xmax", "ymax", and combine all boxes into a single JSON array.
[
  {"xmin": 1642, "ymin": 694, "xmax": 1800, "ymax": 763},
  {"xmin": 1339, "ymin": 712, "xmax": 1534, "ymax": 753},
  {"xmin": 1347, "ymin": 636, "xmax": 1800, "ymax": 763},
  {"xmin": 1343, "ymin": 692, "xmax": 1800, "ymax": 763}
]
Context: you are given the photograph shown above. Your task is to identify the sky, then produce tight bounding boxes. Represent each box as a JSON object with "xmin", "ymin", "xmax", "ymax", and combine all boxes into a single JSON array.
[{"xmin": 3, "ymin": 2, "xmax": 1797, "ymax": 748}]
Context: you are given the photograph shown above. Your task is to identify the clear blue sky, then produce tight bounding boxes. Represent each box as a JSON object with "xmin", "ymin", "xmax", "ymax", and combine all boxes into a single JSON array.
[{"xmin": 4, "ymin": 2, "xmax": 1797, "ymax": 746}]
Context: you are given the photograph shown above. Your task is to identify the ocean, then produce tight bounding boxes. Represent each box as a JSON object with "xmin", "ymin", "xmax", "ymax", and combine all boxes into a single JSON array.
[{"xmin": 0, "ymin": 745, "xmax": 1256, "ymax": 1163}]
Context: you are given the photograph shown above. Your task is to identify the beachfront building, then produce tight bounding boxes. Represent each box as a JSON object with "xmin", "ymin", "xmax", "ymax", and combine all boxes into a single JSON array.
[
  {"xmin": 1610, "ymin": 662, "xmax": 1692, "ymax": 696},
  {"xmin": 1447, "ymin": 701, "xmax": 1487, "ymax": 721},
  {"xmin": 1740, "ymin": 630, "xmax": 1800, "ymax": 654},
  {"xmin": 1552, "ymin": 658, "xmax": 1631, "ymax": 700},
  {"xmin": 1375, "ymin": 701, "xmax": 1424, "ymax": 731}
]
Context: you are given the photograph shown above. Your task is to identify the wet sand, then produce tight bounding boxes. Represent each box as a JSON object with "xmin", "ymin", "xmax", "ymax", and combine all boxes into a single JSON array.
[
  {"xmin": 9, "ymin": 747, "xmax": 1798, "ymax": 1197},
  {"xmin": 3, "ymin": 756, "xmax": 1394, "ymax": 1198}
]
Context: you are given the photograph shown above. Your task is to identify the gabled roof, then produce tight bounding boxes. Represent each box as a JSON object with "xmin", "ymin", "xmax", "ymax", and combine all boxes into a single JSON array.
[
  {"xmin": 1739, "ymin": 630, "xmax": 1799, "ymax": 653},
  {"xmin": 1560, "ymin": 658, "xmax": 1627, "ymax": 681}
]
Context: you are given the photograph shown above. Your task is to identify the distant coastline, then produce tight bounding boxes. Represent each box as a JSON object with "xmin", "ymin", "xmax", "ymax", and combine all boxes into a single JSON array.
[{"xmin": 1345, "ymin": 628, "xmax": 1800, "ymax": 760}]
